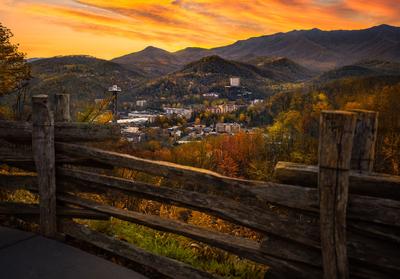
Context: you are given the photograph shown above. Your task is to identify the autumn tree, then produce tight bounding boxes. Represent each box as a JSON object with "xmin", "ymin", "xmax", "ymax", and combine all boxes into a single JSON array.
[
  {"xmin": 0, "ymin": 23, "xmax": 31, "ymax": 118},
  {"xmin": 77, "ymin": 96, "xmax": 114, "ymax": 123}
]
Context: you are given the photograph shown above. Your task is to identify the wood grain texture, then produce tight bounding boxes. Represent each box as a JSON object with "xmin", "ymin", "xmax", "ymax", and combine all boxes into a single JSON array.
[
  {"xmin": 56, "ymin": 142, "xmax": 264, "ymax": 200},
  {"xmin": 57, "ymin": 166, "xmax": 320, "ymax": 247},
  {"xmin": 349, "ymin": 109, "xmax": 378, "ymax": 173},
  {"xmin": 0, "ymin": 121, "xmax": 32, "ymax": 141},
  {"xmin": 54, "ymin": 94, "xmax": 71, "ymax": 122},
  {"xmin": 32, "ymin": 94, "xmax": 57, "ymax": 237},
  {"xmin": 260, "ymin": 235, "xmax": 397, "ymax": 278},
  {"xmin": 274, "ymin": 161, "xmax": 400, "ymax": 200},
  {"xmin": 55, "ymin": 163, "xmax": 400, "ymax": 228},
  {"xmin": 0, "ymin": 202, "xmax": 109, "ymax": 219},
  {"xmin": 0, "ymin": 120, "xmax": 120, "ymax": 142},
  {"xmin": 318, "ymin": 110, "xmax": 355, "ymax": 279},
  {"xmin": 56, "ymin": 168, "xmax": 400, "ymax": 271},
  {"xmin": 250, "ymin": 181, "xmax": 400, "ymax": 227},
  {"xmin": 0, "ymin": 174, "xmax": 37, "ymax": 190}
]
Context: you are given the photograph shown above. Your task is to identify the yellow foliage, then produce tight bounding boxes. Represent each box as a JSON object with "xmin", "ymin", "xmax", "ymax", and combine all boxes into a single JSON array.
[
  {"xmin": 95, "ymin": 111, "xmax": 113, "ymax": 124},
  {"xmin": 0, "ymin": 105, "xmax": 13, "ymax": 120}
]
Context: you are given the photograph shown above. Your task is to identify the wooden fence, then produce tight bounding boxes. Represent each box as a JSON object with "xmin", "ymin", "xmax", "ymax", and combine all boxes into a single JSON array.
[{"xmin": 0, "ymin": 94, "xmax": 399, "ymax": 279}]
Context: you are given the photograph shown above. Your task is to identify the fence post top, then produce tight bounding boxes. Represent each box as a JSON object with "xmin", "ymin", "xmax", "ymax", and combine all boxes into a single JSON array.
[
  {"xmin": 321, "ymin": 110, "xmax": 355, "ymax": 116},
  {"xmin": 32, "ymin": 95, "xmax": 48, "ymax": 101},
  {"xmin": 348, "ymin": 109, "xmax": 378, "ymax": 115}
]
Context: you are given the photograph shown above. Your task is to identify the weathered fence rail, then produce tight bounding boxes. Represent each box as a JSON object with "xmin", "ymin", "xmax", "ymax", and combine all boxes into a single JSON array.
[
  {"xmin": 0, "ymin": 94, "xmax": 399, "ymax": 279},
  {"xmin": 0, "ymin": 120, "xmax": 120, "ymax": 142},
  {"xmin": 275, "ymin": 161, "xmax": 400, "ymax": 200}
]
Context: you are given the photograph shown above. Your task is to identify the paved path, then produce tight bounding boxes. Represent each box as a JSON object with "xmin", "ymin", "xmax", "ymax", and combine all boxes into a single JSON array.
[{"xmin": 0, "ymin": 226, "xmax": 148, "ymax": 279}]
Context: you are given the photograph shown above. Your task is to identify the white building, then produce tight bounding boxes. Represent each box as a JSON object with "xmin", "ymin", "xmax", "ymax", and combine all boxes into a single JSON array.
[
  {"xmin": 121, "ymin": 126, "xmax": 145, "ymax": 143},
  {"xmin": 207, "ymin": 103, "xmax": 238, "ymax": 114},
  {"xmin": 216, "ymin": 123, "xmax": 241, "ymax": 134},
  {"xmin": 202, "ymin": 92, "xmax": 219, "ymax": 98},
  {"xmin": 250, "ymin": 99, "xmax": 263, "ymax": 105},
  {"xmin": 230, "ymin": 77, "xmax": 240, "ymax": 87},
  {"xmin": 136, "ymin": 100, "xmax": 147, "ymax": 107},
  {"xmin": 164, "ymin": 107, "xmax": 193, "ymax": 119}
]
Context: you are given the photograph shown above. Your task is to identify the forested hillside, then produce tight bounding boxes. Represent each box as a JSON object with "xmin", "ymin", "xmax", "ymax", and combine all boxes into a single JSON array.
[
  {"xmin": 133, "ymin": 55, "xmax": 277, "ymax": 101},
  {"xmin": 126, "ymin": 75, "xmax": 400, "ymax": 177}
]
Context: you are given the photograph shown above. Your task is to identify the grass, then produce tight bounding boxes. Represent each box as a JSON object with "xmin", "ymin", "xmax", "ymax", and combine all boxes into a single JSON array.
[{"xmin": 84, "ymin": 218, "xmax": 267, "ymax": 279}]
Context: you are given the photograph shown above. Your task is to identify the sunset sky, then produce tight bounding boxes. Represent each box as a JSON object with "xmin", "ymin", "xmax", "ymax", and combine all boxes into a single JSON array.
[{"xmin": 1, "ymin": 0, "xmax": 399, "ymax": 59}]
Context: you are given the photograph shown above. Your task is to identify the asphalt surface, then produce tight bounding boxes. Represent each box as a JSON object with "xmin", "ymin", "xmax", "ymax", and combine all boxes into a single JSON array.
[{"xmin": 0, "ymin": 226, "xmax": 148, "ymax": 279}]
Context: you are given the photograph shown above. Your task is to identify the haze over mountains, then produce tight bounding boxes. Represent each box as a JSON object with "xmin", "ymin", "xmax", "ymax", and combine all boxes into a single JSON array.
[{"xmin": 112, "ymin": 24, "xmax": 400, "ymax": 76}]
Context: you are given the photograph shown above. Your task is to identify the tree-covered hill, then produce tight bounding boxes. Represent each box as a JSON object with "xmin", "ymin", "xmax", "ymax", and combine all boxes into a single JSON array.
[
  {"xmin": 246, "ymin": 56, "xmax": 315, "ymax": 82},
  {"xmin": 29, "ymin": 56, "xmax": 145, "ymax": 112},
  {"xmin": 132, "ymin": 56, "xmax": 278, "ymax": 101},
  {"xmin": 316, "ymin": 60, "xmax": 400, "ymax": 82}
]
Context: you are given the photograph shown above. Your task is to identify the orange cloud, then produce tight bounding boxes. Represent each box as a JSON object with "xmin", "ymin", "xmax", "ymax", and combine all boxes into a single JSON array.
[{"xmin": 0, "ymin": 0, "xmax": 398, "ymax": 59}]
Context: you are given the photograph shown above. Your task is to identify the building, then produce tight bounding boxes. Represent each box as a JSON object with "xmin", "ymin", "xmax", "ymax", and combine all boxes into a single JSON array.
[
  {"xmin": 193, "ymin": 124, "xmax": 206, "ymax": 133},
  {"xmin": 207, "ymin": 103, "xmax": 238, "ymax": 114},
  {"xmin": 250, "ymin": 99, "xmax": 263, "ymax": 105},
  {"xmin": 202, "ymin": 92, "xmax": 219, "ymax": 98},
  {"xmin": 121, "ymin": 126, "xmax": 146, "ymax": 143},
  {"xmin": 216, "ymin": 123, "xmax": 241, "ymax": 134},
  {"xmin": 136, "ymin": 100, "xmax": 147, "ymax": 107},
  {"xmin": 230, "ymin": 77, "xmax": 240, "ymax": 87},
  {"xmin": 168, "ymin": 126, "xmax": 183, "ymax": 138},
  {"xmin": 164, "ymin": 107, "xmax": 193, "ymax": 119}
]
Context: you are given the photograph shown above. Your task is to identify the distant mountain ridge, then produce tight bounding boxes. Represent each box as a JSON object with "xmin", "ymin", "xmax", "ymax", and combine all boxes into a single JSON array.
[
  {"xmin": 112, "ymin": 46, "xmax": 182, "ymax": 77},
  {"xmin": 112, "ymin": 24, "xmax": 400, "ymax": 76},
  {"xmin": 317, "ymin": 60, "xmax": 400, "ymax": 82}
]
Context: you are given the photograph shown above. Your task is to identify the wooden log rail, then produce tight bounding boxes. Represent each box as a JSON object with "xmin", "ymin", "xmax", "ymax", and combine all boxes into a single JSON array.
[
  {"xmin": 55, "ymin": 141, "xmax": 262, "ymax": 201},
  {"xmin": 2, "ymin": 169, "xmax": 399, "ymax": 273},
  {"xmin": 55, "ymin": 144, "xmax": 400, "ymax": 228},
  {"xmin": 0, "ymin": 95, "xmax": 399, "ymax": 278},
  {"xmin": 274, "ymin": 161, "xmax": 400, "ymax": 201},
  {"xmin": 0, "ymin": 202, "xmax": 109, "ymax": 220},
  {"xmin": 0, "ymin": 120, "xmax": 121, "ymax": 142}
]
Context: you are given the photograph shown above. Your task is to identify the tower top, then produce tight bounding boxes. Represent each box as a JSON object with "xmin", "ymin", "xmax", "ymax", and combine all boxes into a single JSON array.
[{"xmin": 108, "ymin": 85, "xmax": 122, "ymax": 92}]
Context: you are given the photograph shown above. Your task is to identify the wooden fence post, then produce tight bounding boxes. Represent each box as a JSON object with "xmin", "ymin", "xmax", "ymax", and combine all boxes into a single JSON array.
[
  {"xmin": 54, "ymin": 93, "xmax": 71, "ymax": 122},
  {"xmin": 32, "ymin": 94, "xmax": 57, "ymax": 237},
  {"xmin": 349, "ymin": 110, "xmax": 378, "ymax": 173},
  {"xmin": 318, "ymin": 111, "xmax": 356, "ymax": 279}
]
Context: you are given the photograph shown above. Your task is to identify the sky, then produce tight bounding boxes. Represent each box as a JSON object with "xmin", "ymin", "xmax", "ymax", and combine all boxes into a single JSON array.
[{"xmin": 1, "ymin": 0, "xmax": 399, "ymax": 59}]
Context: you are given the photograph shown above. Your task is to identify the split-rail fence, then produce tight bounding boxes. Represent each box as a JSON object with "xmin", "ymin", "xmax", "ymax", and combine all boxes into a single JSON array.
[{"xmin": 0, "ymin": 94, "xmax": 399, "ymax": 279}]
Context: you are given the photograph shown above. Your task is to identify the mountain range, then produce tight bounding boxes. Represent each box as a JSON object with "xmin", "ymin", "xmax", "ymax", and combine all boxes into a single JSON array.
[
  {"xmin": 112, "ymin": 24, "xmax": 400, "ymax": 76},
  {"xmin": 6, "ymin": 24, "xmax": 398, "ymax": 112}
]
